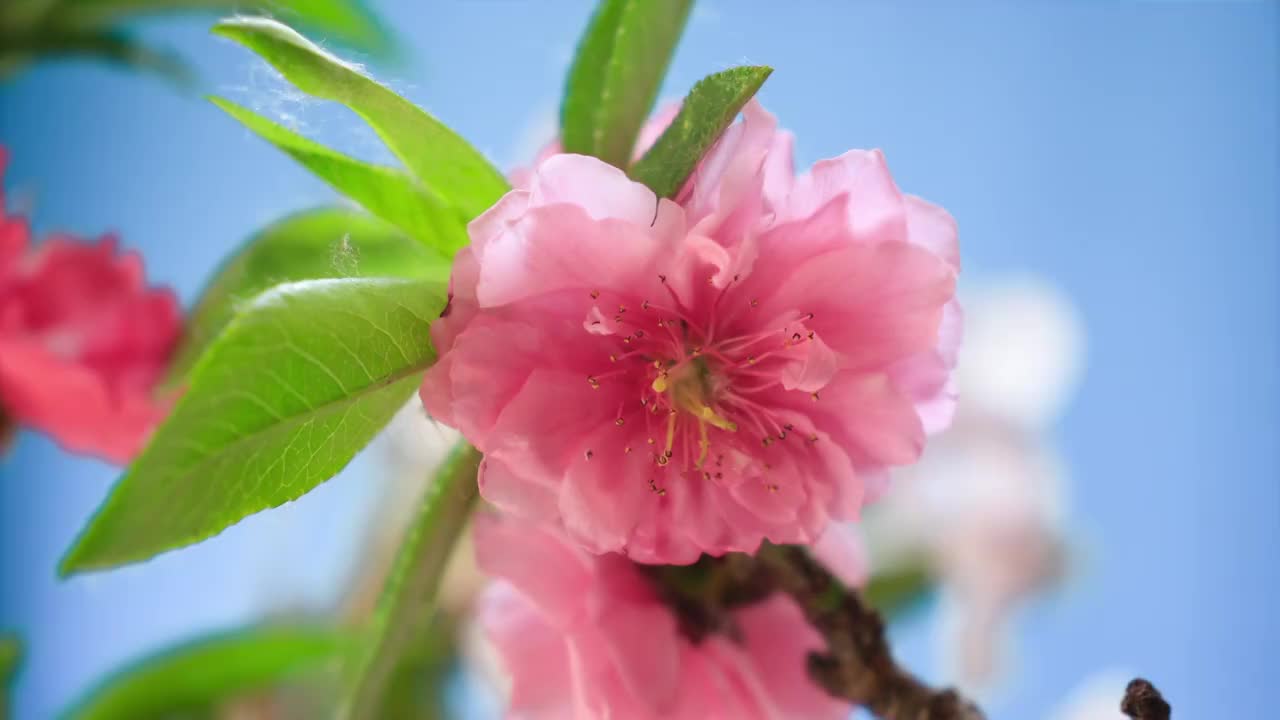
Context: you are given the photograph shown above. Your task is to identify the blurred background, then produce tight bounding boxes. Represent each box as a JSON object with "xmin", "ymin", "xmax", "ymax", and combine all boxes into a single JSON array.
[{"xmin": 1, "ymin": 1, "xmax": 1276, "ymax": 718}]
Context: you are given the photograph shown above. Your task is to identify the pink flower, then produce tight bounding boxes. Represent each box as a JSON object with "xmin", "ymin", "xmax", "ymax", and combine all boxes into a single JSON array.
[
  {"xmin": 0, "ymin": 148, "xmax": 181, "ymax": 462},
  {"xmin": 474, "ymin": 512, "xmax": 853, "ymax": 720},
  {"xmin": 422, "ymin": 102, "xmax": 960, "ymax": 563}
]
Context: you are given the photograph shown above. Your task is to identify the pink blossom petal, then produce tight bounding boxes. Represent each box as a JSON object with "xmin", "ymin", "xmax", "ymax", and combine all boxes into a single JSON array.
[
  {"xmin": 729, "ymin": 474, "xmax": 807, "ymax": 525},
  {"xmin": 811, "ymin": 522, "xmax": 869, "ymax": 588},
  {"xmin": 737, "ymin": 596, "xmax": 850, "ymax": 718},
  {"xmin": 558, "ymin": 415, "xmax": 656, "ymax": 555},
  {"xmin": 479, "ymin": 368, "xmax": 625, "ymax": 517},
  {"xmin": 780, "ymin": 331, "xmax": 839, "ymax": 392},
  {"xmin": 761, "ymin": 130, "xmax": 795, "ymax": 214},
  {"xmin": 479, "ymin": 583, "xmax": 574, "ymax": 719},
  {"xmin": 0, "ymin": 216, "xmax": 28, "ymax": 275},
  {"xmin": 477, "ymin": 453, "xmax": 561, "ymax": 522},
  {"xmin": 785, "ymin": 148, "xmax": 908, "ymax": 245},
  {"xmin": 681, "ymin": 100, "xmax": 779, "ymax": 238},
  {"xmin": 473, "ymin": 514, "xmax": 593, "ymax": 624},
  {"xmin": 890, "ymin": 298, "xmax": 965, "ymax": 434},
  {"xmin": 0, "ymin": 340, "xmax": 164, "ymax": 462},
  {"xmin": 829, "ymin": 371, "xmax": 927, "ymax": 466},
  {"xmin": 530, "ymin": 153, "xmax": 661, "ymax": 226},
  {"xmin": 473, "ymin": 514, "xmax": 853, "ymax": 720},
  {"xmin": 906, "ymin": 193, "xmax": 960, "ymax": 270},
  {"xmin": 473, "ymin": 201, "xmax": 684, "ymax": 310},
  {"xmin": 595, "ymin": 602, "xmax": 682, "ymax": 712},
  {"xmin": 757, "ymin": 240, "xmax": 955, "ymax": 372}
]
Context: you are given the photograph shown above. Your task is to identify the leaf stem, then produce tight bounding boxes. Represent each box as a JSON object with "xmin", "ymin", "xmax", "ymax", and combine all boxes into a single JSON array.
[{"xmin": 339, "ymin": 442, "xmax": 481, "ymax": 720}]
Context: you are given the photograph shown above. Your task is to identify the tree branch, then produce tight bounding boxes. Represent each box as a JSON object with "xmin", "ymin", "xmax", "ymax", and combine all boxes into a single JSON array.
[
  {"xmin": 0, "ymin": 408, "xmax": 13, "ymax": 456},
  {"xmin": 1121, "ymin": 678, "xmax": 1171, "ymax": 720},
  {"xmin": 643, "ymin": 545, "xmax": 984, "ymax": 720},
  {"xmin": 754, "ymin": 544, "xmax": 985, "ymax": 720}
]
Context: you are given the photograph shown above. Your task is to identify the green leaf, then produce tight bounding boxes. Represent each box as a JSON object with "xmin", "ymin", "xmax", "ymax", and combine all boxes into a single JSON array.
[
  {"xmin": 0, "ymin": 0, "xmax": 394, "ymax": 84},
  {"xmin": 0, "ymin": 28, "xmax": 191, "ymax": 85},
  {"xmin": 340, "ymin": 443, "xmax": 480, "ymax": 720},
  {"xmin": 561, "ymin": 0, "xmax": 693, "ymax": 167},
  {"xmin": 210, "ymin": 98, "xmax": 468, "ymax": 256},
  {"xmin": 214, "ymin": 17, "xmax": 509, "ymax": 221},
  {"xmin": 61, "ymin": 277, "xmax": 448, "ymax": 574},
  {"xmin": 1, "ymin": 634, "xmax": 20, "ymax": 720},
  {"xmin": 629, "ymin": 65, "xmax": 773, "ymax": 198},
  {"xmin": 63, "ymin": 626, "xmax": 348, "ymax": 720},
  {"xmin": 165, "ymin": 208, "xmax": 449, "ymax": 386},
  {"xmin": 40, "ymin": 0, "xmax": 391, "ymax": 54},
  {"xmin": 0, "ymin": 0, "xmax": 60, "ymax": 34}
]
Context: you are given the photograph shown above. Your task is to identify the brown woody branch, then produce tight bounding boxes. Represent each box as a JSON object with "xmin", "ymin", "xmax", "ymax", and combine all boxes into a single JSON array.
[
  {"xmin": 643, "ymin": 544, "xmax": 985, "ymax": 720},
  {"xmin": 754, "ymin": 544, "xmax": 985, "ymax": 720},
  {"xmin": 1121, "ymin": 678, "xmax": 1171, "ymax": 720},
  {"xmin": 0, "ymin": 408, "xmax": 13, "ymax": 455}
]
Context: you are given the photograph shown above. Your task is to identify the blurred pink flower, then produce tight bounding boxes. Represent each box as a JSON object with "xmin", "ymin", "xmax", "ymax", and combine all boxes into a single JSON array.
[
  {"xmin": 474, "ymin": 512, "xmax": 852, "ymax": 720},
  {"xmin": 0, "ymin": 148, "xmax": 180, "ymax": 462},
  {"xmin": 422, "ymin": 102, "xmax": 960, "ymax": 562},
  {"xmin": 864, "ymin": 278, "xmax": 1082, "ymax": 689}
]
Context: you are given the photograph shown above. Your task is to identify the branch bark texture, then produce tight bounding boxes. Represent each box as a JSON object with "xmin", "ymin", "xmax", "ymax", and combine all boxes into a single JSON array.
[
  {"xmin": 1121, "ymin": 678, "xmax": 1171, "ymax": 720},
  {"xmin": 644, "ymin": 544, "xmax": 985, "ymax": 720}
]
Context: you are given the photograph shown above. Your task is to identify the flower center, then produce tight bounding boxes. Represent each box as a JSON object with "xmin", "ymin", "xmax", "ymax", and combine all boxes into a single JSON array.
[
  {"xmin": 581, "ymin": 281, "xmax": 821, "ymax": 488},
  {"xmin": 647, "ymin": 356, "xmax": 738, "ymax": 469},
  {"xmin": 653, "ymin": 358, "xmax": 738, "ymax": 431}
]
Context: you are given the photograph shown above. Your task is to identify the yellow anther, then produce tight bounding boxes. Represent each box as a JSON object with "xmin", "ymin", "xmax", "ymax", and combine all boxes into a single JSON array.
[
  {"xmin": 697, "ymin": 404, "xmax": 738, "ymax": 432},
  {"xmin": 652, "ymin": 375, "xmax": 669, "ymax": 393},
  {"xmin": 697, "ymin": 421, "xmax": 710, "ymax": 467}
]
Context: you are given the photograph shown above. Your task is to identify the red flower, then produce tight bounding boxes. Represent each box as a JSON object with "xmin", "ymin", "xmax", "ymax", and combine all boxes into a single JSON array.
[{"xmin": 0, "ymin": 147, "xmax": 180, "ymax": 462}]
